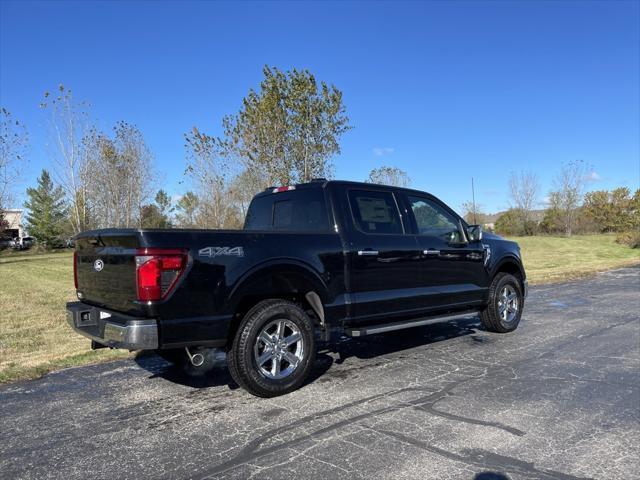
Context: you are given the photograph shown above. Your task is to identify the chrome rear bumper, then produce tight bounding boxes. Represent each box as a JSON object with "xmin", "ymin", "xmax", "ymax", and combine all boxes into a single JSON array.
[{"xmin": 66, "ymin": 302, "xmax": 158, "ymax": 350}]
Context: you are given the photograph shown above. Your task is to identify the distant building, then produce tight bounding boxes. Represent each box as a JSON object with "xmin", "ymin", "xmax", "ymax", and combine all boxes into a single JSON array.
[{"xmin": 1, "ymin": 209, "xmax": 25, "ymax": 239}]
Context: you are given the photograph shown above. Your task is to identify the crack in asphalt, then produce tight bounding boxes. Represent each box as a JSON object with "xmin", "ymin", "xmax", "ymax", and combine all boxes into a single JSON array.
[
  {"xmin": 191, "ymin": 373, "xmax": 535, "ymax": 479},
  {"xmin": 372, "ymin": 427, "xmax": 593, "ymax": 480},
  {"xmin": 189, "ymin": 306, "xmax": 639, "ymax": 479}
]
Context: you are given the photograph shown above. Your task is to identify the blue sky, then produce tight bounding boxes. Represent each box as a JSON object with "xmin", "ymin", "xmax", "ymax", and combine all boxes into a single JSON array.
[{"xmin": 1, "ymin": 0, "xmax": 638, "ymax": 214}]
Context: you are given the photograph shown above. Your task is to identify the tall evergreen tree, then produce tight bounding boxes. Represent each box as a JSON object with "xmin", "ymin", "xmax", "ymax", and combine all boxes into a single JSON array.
[{"xmin": 24, "ymin": 169, "xmax": 67, "ymax": 246}]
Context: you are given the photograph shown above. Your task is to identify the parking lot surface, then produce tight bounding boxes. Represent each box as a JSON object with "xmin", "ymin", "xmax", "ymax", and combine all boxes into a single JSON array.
[{"xmin": 1, "ymin": 267, "xmax": 638, "ymax": 480}]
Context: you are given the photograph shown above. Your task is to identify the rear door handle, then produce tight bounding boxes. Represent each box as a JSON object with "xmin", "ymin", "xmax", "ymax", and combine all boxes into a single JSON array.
[
  {"xmin": 423, "ymin": 249, "xmax": 440, "ymax": 255},
  {"xmin": 358, "ymin": 249, "xmax": 379, "ymax": 256}
]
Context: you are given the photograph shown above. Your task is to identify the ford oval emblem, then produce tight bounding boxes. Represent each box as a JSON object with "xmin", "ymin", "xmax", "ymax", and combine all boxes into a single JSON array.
[{"xmin": 93, "ymin": 259, "xmax": 104, "ymax": 272}]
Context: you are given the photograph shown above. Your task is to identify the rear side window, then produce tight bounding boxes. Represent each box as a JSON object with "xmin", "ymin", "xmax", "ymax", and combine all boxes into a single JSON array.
[
  {"xmin": 348, "ymin": 190, "xmax": 403, "ymax": 234},
  {"xmin": 244, "ymin": 189, "xmax": 330, "ymax": 232}
]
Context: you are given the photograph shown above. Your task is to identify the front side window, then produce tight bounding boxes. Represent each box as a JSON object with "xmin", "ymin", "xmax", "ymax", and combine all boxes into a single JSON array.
[
  {"xmin": 408, "ymin": 196, "xmax": 462, "ymax": 242},
  {"xmin": 348, "ymin": 190, "xmax": 403, "ymax": 234}
]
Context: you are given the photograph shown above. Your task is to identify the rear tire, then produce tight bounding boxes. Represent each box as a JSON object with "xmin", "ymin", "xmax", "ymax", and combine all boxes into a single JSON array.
[
  {"xmin": 480, "ymin": 273, "xmax": 523, "ymax": 333},
  {"xmin": 227, "ymin": 299, "xmax": 316, "ymax": 397}
]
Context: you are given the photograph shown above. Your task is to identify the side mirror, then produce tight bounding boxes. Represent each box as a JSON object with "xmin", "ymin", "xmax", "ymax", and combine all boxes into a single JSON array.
[{"xmin": 467, "ymin": 225, "xmax": 483, "ymax": 242}]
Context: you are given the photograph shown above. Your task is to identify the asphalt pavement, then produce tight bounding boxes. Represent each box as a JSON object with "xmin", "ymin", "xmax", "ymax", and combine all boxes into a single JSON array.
[{"xmin": 1, "ymin": 267, "xmax": 639, "ymax": 480}]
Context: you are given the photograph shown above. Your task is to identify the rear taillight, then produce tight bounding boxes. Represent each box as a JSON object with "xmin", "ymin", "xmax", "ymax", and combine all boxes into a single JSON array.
[
  {"xmin": 135, "ymin": 248, "xmax": 187, "ymax": 302},
  {"xmin": 73, "ymin": 251, "xmax": 78, "ymax": 289}
]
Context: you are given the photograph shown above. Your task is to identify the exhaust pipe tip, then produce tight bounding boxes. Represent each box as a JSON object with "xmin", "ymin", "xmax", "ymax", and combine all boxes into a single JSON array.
[
  {"xmin": 185, "ymin": 347, "xmax": 206, "ymax": 367},
  {"xmin": 190, "ymin": 353, "xmax": 205, "ymax": 367}
]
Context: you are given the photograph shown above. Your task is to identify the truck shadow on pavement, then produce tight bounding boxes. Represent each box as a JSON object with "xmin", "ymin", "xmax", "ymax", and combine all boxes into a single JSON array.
[
  {"xmin": 134, "ymin": 350, "xmax": 336, "ymax": 391},
  {"xmin": 134, "ymin": 316, "xmax": 482, "ymax": 391},
  {"xmin": 331, "ymin": 315, "xmax": 481, "ymax": 365}
]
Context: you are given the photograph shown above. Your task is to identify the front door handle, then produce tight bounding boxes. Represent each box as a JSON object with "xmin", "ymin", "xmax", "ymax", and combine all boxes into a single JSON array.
[
  {"xmin": 423, "ymin": 249, "xmax": 440, "ymax": 255},
  {"xmin": 358, "ymin": 249, "xmax": 379, "ymax": 256}
]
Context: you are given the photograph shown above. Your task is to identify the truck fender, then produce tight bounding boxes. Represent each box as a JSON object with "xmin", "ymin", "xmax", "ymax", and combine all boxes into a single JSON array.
[
  {"xmin": 491, "ymin": 255, "xmax": 526, "ymax": 281},
  {"xmin": 228, "ymin": 258, "xmax": 331, "ymax": 312}
]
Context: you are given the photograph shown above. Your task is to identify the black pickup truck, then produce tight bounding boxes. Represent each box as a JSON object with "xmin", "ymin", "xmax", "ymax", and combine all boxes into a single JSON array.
[{"xmin": 67, "ymin": 179, "xmax": 527, "ymax": 397}]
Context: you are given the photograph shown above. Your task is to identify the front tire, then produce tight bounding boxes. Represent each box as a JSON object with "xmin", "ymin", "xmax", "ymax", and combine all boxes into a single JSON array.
[
  {"xmin": 480, "ymin": 273, "xmax": 523, "ymax": 333},
  {"xmin": 227, "ymin": 299, "xmax": 316, "ymax": 397}
]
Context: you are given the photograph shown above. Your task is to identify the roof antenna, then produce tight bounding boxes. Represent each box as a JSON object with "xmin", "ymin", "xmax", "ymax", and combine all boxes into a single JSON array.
[{"xmin": 471, "ymin": 177, "xmax": 477, "ymax": 224}]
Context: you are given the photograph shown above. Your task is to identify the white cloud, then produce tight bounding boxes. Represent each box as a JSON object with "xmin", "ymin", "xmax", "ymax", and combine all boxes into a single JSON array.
[
  {"xmin": 373, "ymin": 147, "xmax": 394, "ymax": 156},
  {"xmin": 585, "ymin": 171, "xmax": 601, "ymax": 181}
]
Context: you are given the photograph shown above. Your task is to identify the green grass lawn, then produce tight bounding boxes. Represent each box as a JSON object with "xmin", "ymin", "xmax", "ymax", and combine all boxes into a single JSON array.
[
  {"xmin": 508, "ymin": 234, "xmax": 640, "ymax": 284},
  {"xmin": 0, "ymin": 234, "xmax": 638, "ymax": 384},
  {"xmin": 0, "ymin": 249, "xmax": 129, "ymax": 383}
]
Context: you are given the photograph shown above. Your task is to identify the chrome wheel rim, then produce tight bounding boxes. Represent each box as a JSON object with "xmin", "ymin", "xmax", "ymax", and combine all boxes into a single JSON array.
[
  {"xmin": 253, "ymin": 319, "xmax": 304, "ymax": 380},
  {"xmin": 498, "ymin": 285, "xmax": 519, "ymax": 323}
]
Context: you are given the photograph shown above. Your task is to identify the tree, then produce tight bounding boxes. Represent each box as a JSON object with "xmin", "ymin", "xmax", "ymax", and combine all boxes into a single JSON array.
[
  {"xmin": 582, "ymin": 190, "xmax": 612, "ymax": 232},
  {"xmin": 549, "ymin": 160, "xmax": 589, "ymax": 236},
  {"xmin": 460, "ymin": 201, "xmax": 487, "ymax": 225},
  {"xmin": 508, "ymin": 171, "xmax": 539, "ymax": 235},
  {"xmin": 632, "ymin": 189, "xmax": 640, "ymax": 230},
  {"xmin": 539, "ymin": 191, "xmax": 563, "ymax": 234},
  {"xmin": 0, "ymin": 108, "xmax": 29, "ymax": 232},
  {"xmin": 228, "ymin": 169, "xmax": 265, "ymax": 221},
  {"xmin": 366, "ymin": 166, "xmax": 411, "ymax": 187},
  {"xmin": 610, "ymin": 187, "xmax": 635, "ymax": 232},
  {"xmin": 223, "ymin": 66, "xmax": 351, "ymax": 185},
  {"xmin": 184, "ymin": 127, "xmax": 238, "ymax": 228},
  {"xmin": 494, "ymin": 209, "xmax": 523, "ymax": 236},
  {"xmin": 140, "ymin": 190, "xmax": 173, "ymax": 228},
  {"xmin": 155, "ymin": 189, "xmax": 173, "ymax": 226},
  {"xmin": 174, "ymin": 191, "xmax": 199, "ymax": 228},
  {"xmin": 24, "ymin": 170, "xmax": 67, "ymax": 246},
  {"xmin": 40, "ymin": 85, "xmax": 91, "ymax": 234},
  {"xmin": 82, "ymin": 122, "xmax": 155, "ymax": 228}
]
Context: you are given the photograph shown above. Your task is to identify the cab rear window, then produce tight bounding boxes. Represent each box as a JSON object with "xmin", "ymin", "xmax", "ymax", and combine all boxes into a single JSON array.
[{"xmin": 244, "ymin": 189, "xmax": 330, "ymax": 232}]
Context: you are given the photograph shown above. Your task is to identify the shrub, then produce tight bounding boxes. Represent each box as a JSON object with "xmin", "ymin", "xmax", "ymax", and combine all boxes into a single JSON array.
[
  {"xmin": 495, "ymin": 209, "xmax": 522, "ymax": 236},
  {"xmin": 615, "ymin": 231, "xmax": 640, "ymax": 249}
]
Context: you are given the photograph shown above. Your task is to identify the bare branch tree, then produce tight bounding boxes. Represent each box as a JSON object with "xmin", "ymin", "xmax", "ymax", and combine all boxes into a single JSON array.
[
  {"xmin": 366, "ymin": 166, "xmax": 411, "ymax": 187},
  {"xmin": 40, "ymin": 85, "xmax": 91, "ymax": 233},
  {"xmin": 82, "ymin": 122, "xmax": 155, "ymax": 228},
  {"xmin": 460, "ymin": 201, "xmax": 486, "ymax": 225},
  {"xmin": 550, "ymin": 160, "xmax": 589, "ymax": 236},
  {"xmin": 0, "ymin": 108, "xmax": 29, "ymax": 225},
  {"xmin": 228, "ymin": 168, "xmax": 267, "ymax": 221},
  {"xmin": 508, "ymin": 171, "xmax": 540, "ymax": 234},
  {"xmin": 184, "ymin": 127, "xmax": 238, "ymax": 228}
]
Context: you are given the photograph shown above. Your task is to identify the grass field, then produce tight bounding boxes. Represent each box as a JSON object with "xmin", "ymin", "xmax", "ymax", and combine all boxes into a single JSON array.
[
  {"xmin": 0, "ymin": 249, "xmax": 129, "ymax": 383},
  {"xmin": 508, "ymin": 234, "xmax": 640, "ymax": 284},
  {"xmin": 0, "ymin": 234, "xmax": 638, "ymax": 384}
]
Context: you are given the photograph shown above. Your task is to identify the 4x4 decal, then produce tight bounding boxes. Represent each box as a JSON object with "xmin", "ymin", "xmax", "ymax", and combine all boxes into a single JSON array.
[{"xmin": 198, "ymin": 246, "xmax": 245, "ymax": 258}]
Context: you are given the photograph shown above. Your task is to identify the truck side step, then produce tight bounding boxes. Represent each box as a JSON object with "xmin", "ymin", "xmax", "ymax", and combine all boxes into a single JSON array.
[{"xmin": 345, "ymin": 310, "xmax": 479, "ymax": 337}]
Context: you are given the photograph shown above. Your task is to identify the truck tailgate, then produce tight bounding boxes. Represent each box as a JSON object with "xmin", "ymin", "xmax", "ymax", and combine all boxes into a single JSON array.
[{"xmin": 75, "ymin": 232, "xmax": 141, "ymax": 314}]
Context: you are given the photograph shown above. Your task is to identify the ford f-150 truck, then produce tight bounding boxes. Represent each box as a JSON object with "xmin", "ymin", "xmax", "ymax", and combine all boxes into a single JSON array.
[{"xmin": 67, "ymin": 179, "xmax": 527, "ymax": 397}]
